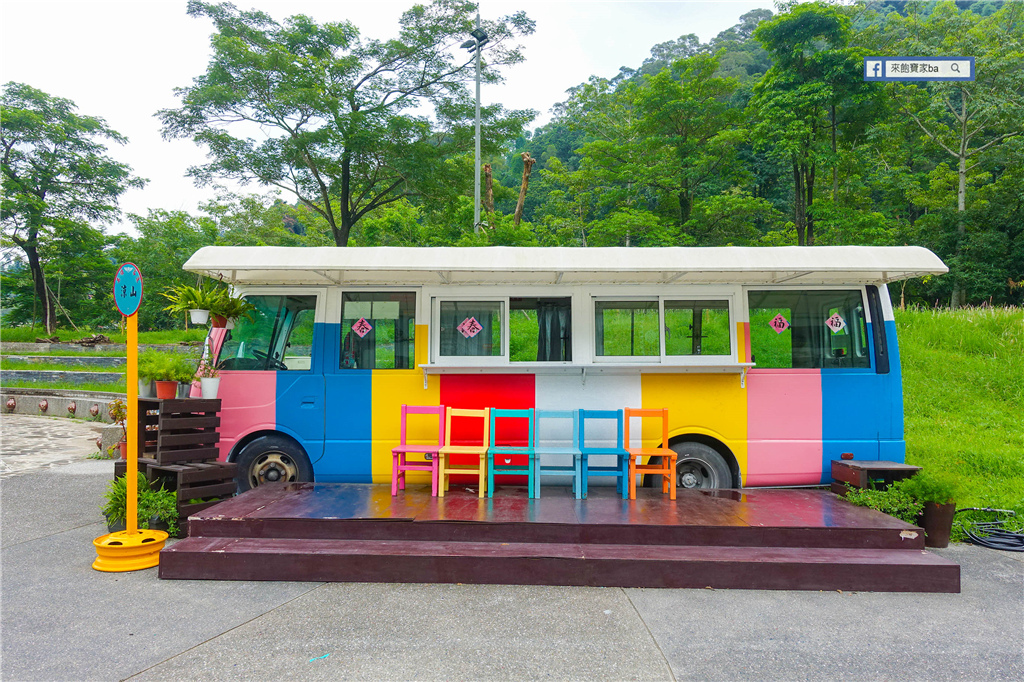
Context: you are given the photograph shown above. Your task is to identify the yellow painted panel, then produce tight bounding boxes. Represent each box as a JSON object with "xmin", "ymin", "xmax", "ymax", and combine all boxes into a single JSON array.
[
  {"xmin": 737, "ymin": 321, "xmax": 745, "ymax": 364},
  {"xmin": 640, "ymin": 373, "xmax": 748, "ymax": 478},
  {"xmin": 370, "ymin": 325, "xmax": 440, "ymax": 483}
]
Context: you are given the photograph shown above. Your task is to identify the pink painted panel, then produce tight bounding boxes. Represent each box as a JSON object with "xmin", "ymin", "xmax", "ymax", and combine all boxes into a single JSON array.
[
  {"xmin": 746, "ymin": 370, "xmax": 822, "ymax": 485},
  {"xmin": 215, "ymin": 371, "xmax": 277, "ymax": 461}
]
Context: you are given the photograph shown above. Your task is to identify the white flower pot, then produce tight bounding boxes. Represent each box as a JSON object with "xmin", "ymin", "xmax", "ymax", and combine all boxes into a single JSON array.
[
  {"xmin": 225, "ymin": 318, "xmax": 235, "ymax": 330},
  {"xmin": 189, "ymin": 309, "xmax": 210, "ymax": 324},
  {"xmin": 201, "ymin": 377, "xmax": 220, "ymax": 399}
]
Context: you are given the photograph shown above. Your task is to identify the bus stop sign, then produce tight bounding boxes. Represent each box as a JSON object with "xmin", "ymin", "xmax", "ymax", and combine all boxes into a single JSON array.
[{"xmin": 113, "ymin": 263, "xmax": 143, "ymax": 316}]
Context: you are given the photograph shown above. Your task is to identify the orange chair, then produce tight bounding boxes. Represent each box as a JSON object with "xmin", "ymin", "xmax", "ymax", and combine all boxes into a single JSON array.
[
  {"xmin": 391, "ymin": 404, "xmax": 445, "ymax": 496},
  {"xmin": 438, "ymin": 407, "xmax": 490, "ymax": 498},
  {"xmin": 624, "ymin": 408, "xmax": 677, "ymax": 500}
]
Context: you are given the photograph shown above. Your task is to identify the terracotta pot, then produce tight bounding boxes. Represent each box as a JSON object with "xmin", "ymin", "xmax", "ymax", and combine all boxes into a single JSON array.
[
  {"xmin": 155, "ymin": 380, "xmax": 178, "ymax": 399},
  {"xmin": 211, "ymin": 314, "xmax": 228, "ymax": 328},
  {"xmin": 118, "ymin": 441, "xmax": 128, "ymax": 459},
  {"xmin": 922, "ymin": 502, "xmax": 956, "ymax": 548}
]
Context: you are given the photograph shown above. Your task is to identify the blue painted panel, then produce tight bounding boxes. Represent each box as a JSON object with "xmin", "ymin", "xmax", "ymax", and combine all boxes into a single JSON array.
[
  {"xmin": 819, "ymin": 321, "xmax": 904, "ymax": 482},
  {"xmin": 320, "ymin": 322, "xmax": 374, "ymax": 481},
  {"xmin": 274, "ymin": 321, "xmax": 327, "ymax": 464},
  {"xmin": 315, "ymin": 441, "xmax": 373, "ymax": 482}
]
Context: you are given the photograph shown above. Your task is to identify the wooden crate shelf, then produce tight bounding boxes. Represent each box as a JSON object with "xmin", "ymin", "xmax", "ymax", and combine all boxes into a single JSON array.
[{"xmin": 137, "ymin": 398, "xmax": 222, "ymax": 465}]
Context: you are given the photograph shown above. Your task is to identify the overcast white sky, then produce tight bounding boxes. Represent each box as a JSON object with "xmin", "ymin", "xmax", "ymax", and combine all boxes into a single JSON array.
[{"xmin": 1, "ymin": 0, "xmax": 775, "ymax": 233}]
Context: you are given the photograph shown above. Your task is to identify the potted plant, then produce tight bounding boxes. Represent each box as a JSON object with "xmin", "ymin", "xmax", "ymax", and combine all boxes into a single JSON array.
[
  {"xmin": 136, "ymin": 349, "xmax": 163, "ymax": 397},
  {"xmin": 209, "ymin": 293, "xmax": 255, "ymax": 329},
  {"xmin": 898, "ymin": 472, "xmax": 959, "ymax": 548},
  {"xmin": 107, "ymin": 398, "xmax": 128, "ymax": 459},
  {"xmin": 102, "ymin": 471, "xmax": 180, "ymax": 536},
  {"xmin": 141, "ymin": 351, "xmax": 197, "ymax": 399},
  {"xmin": 197, "ymin": 356, "xmax": 220, "ymax": 399},
  {"xmin": 160, "ymin": 280, "xmax": 226, "ymax": 325}
]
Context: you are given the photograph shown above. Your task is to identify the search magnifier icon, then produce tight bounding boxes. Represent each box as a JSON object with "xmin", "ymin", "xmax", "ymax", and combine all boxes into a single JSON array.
[{"xmin": 951, "ymin": 63, "xmax": 961, "ymax": 73}]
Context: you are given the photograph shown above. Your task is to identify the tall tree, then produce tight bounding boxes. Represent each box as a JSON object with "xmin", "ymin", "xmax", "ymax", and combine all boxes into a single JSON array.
[
  {"xmin": 160, "ymin": 0, "xmax": 535, "ymax": 247},
  {"xmin": 885, "ymin": 1, "xmax": 1024, "ymax": 306},
  {"xmin": 751, "ymin": 1, "xmax": 868, "ymax": 245},
  {"xmin": 1, "ymin": 82, "xmax": 144, "ymax": 333}
]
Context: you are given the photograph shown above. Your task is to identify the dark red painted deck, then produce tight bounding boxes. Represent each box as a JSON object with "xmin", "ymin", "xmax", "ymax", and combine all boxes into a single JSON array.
[{"xmin": 160, "ymin": 484, "xmax": 960, "ymax": 592}]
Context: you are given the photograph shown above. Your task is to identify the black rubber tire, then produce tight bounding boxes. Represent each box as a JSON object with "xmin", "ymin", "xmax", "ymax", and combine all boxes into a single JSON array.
[
  {"xmin": 234, "ymin": 434, "xmax": 313, "ymax": 493},
  {"xmin": 672, "ymin": 441, "xmax": 733, "ymax": 489}
]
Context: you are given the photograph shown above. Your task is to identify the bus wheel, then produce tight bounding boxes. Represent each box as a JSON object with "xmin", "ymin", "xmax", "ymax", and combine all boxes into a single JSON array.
[
  {"xmin": 672, "ymin": 442, "xmax": 732, "ymax": 489},
  {"xmin": 235, "ymin": 435, "xmax": 313, "ymax": 493}
]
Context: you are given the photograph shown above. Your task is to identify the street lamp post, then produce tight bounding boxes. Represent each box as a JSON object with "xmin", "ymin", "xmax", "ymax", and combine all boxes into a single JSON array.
[{"xmin": 462, "ymin": 13, "xmax": 488, "ymax": 233}]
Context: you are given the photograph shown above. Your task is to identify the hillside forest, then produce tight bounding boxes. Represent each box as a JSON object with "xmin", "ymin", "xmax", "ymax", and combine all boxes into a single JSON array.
[{"xmin": 2, "ymin": 0, "xmax": 1022, "ymax": 332}]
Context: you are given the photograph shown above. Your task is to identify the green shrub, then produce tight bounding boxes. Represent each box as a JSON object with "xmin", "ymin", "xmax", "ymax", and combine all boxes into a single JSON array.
[
  {"xmin": 101, "ymin": 472, "xmax": 179, "ymax": 535},
  {"xmin": 897, "ymin": 471, "xmax": 958, "ymax": 505},
  {"xmin": 843, "ymin": 484, "xmax": 924, "ymax": 523}
]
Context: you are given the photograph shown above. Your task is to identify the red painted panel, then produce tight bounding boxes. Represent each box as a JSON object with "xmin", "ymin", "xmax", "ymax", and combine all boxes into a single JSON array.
[{"xmin": 440, "ymin": 374, "xmax": 535, "ymax": 482}]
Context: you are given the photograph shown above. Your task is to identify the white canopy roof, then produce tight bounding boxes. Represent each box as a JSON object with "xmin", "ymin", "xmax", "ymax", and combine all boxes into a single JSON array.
[{"xmin": 183, "ymin": 245, "xmax": 947, "ymax": 286}]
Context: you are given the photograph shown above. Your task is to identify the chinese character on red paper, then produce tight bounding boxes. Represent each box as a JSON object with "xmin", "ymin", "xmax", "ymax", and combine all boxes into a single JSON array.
[
  {"xmin": 457, "ymin": 317, "xmax": 483, "ymax": 339},
  {"xmin": 351, "ymin": 317, "xmax": 373, "ymax": 338},
  {"xmin": 825, "ymin": 313, "xmax": 846, "ymax": 334},
  {"xmin": 769, "ymin": 314, "xmax": 790, "ymax": 334}
]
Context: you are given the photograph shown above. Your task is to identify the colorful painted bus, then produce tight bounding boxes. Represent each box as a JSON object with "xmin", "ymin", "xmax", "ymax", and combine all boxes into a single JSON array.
[{"xmin": 183, "ymin": 245, "xmax": 947, "ymax": 493}]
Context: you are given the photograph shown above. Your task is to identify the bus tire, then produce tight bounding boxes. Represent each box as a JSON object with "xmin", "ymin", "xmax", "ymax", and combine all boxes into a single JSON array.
[
  {"xmin": 235, "ymin": 435, "xmax": 313, "ymax": 493},
  {"xmin": 672, "ymin": 441, "xmax": 733, "ymax": 489}
]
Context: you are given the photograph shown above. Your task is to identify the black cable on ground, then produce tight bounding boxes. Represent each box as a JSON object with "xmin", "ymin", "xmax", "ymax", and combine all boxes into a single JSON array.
[{"xmin": 954, "ymin": 507, "xmax": 1024, "ymax": 552}]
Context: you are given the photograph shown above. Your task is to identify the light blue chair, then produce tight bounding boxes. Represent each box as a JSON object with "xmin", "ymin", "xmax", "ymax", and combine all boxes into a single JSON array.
[
  {"xmin": 533, "ymin": 410, "xmax": 583, "ymax": 499},
  {"xmin": 579, "ymin": 409, "xmax": 630, "ymax": 499},
  {"xmin": 487, "ymin": 408, "xmax": 537, "ymax": 498}
]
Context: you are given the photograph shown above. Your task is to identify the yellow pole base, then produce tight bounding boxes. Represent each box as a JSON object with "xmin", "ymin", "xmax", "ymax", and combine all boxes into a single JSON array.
[{"xmin": 92, "ymin": 530, "xmax": 169, "ymax": 572}]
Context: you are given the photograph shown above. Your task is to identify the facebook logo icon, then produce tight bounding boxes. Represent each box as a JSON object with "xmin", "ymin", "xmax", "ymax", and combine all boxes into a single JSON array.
[{"xmin": 865, "ymin": 60, "xmax": 883, "ymax": 80}]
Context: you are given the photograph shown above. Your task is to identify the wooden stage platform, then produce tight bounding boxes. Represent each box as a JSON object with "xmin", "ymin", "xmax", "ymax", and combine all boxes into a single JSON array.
[{"xmin": 159, "ymin": 484, "xmax": 960, "ymax": 592}]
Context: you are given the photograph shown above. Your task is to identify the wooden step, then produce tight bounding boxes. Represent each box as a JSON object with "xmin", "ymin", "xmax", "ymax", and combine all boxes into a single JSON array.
[
  {"xmin": 185, "ymin": 484, "xmax": 927, "ymax": 550},
  {"xmin": 159, "ymin": 536, "xmax": 960, "ymax": 592}
]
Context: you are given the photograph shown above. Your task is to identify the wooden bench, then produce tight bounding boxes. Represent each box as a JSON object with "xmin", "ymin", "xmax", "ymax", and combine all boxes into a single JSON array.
[{"xmin": 831, "ymin": 460, "xmax": 921, "ymax": 495}]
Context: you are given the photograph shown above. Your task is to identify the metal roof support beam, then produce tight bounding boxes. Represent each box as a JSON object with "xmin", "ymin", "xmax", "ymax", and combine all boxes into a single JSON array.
[{"xmin": 772, "ymin": 271, "xmax": 813, "ymax": 284}]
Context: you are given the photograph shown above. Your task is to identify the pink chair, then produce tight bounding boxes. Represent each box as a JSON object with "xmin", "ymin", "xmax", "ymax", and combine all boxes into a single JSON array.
[{"xmin": 392, "ymin": 404, "xmax": 446, "ymax": 496}]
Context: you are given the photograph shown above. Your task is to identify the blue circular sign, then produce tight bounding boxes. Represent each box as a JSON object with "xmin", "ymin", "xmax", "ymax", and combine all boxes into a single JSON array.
[{"xmin": 113, "ymin": 263, "xmax": 143, "ymax": 316}]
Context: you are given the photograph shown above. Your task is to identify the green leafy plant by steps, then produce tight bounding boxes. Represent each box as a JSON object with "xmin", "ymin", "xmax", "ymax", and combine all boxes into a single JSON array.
[
  {"xmin": 842, "ymin": 484, "xmax": 924, "ymax": 524},
  {"xmin": 101, "ymin": 471, "xmax": 179, "ymax": 535}
]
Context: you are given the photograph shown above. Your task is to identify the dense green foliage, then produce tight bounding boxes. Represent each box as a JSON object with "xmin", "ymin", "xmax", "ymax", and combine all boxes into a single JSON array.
[
  {"xmin": 2, "ymin": 1, "xmax": 1022, "ymax": 333},
  {"xmin": 1, "ymin": 82, "xmax": 144, "ymax": 333}
]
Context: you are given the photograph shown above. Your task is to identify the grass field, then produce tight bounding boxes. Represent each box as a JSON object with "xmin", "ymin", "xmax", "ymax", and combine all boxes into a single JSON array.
[
  {"xmin": 0, "ymin": 326, "xmax": 208, "ymax": 345},
  {"xmin": 897, "ymin": 306, "xmax": 1024, "ymax": 525}
]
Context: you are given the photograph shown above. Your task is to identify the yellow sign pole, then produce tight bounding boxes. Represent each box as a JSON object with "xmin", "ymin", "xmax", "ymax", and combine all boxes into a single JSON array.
[
  {"xmin": 126, "ymin": 311, "xmax": 138, "ymax": 534},
  {"xmin": 94, "ymin": 263, "xmax": 167, "ymax": 572}
]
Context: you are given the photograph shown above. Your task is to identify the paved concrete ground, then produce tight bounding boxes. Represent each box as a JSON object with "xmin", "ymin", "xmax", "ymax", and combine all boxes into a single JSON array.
[
  {"xmin": 0, "ymin": 413, "xmax": 104, "ymax": 477},
  {"xmin": 1, "ymin": 415, "xmax": 1022, "ymax": 681}
]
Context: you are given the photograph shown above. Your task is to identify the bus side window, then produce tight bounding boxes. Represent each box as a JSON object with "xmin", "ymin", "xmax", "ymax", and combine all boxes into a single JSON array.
[
  {"xmin": 219, "ymin": 295, "xmax": 317, "ymax": 371},
  {"xmin": 748, "ymin": 290, "xmax": 870, "ymax": 369},
  {"xmin": 340, "ymin": 292, "xmax": 416, "ymax": 370},
  {"xmin": 510, "ymin": 297, "xmax": 572, "ymax": 362}
]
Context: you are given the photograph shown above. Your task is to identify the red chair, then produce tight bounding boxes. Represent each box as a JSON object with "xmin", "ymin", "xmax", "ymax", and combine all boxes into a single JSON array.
[
  {"xmin": 624, "ymin": 408, "xmax": 677, "ymax": 500},
  {"xmin": 391, "ymin": 404, "xmax": 446, "ymax": 496}
]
